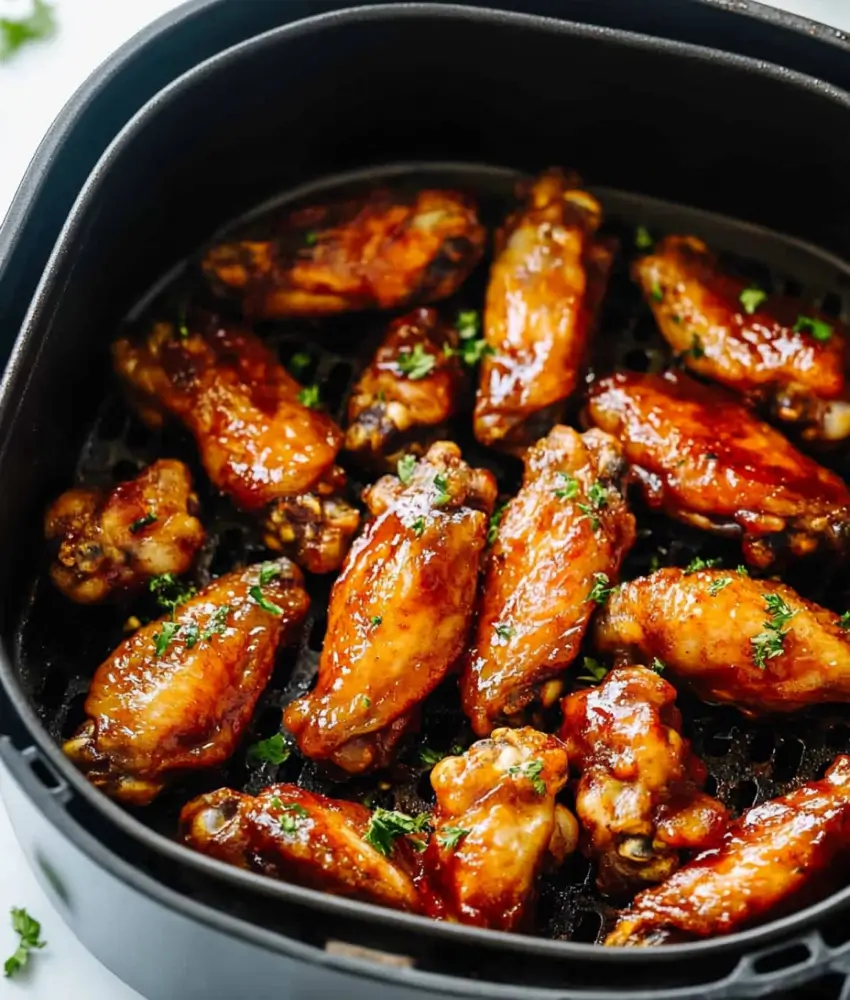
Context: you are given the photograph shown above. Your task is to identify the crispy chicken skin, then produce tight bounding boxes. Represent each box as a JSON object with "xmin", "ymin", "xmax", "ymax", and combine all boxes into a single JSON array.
[
  {"xmin": 45, "ymin": 459, "xmax": 205, "ymax": 604},
  {"xmin": 344, "ymin": 307, "xmax": 466, "ymax": 470},
  {"xmin": 606, "ymin": 755, "xmax": 850, "ymax": 946},
  {"xmin": 181, "ymin": 785, "xmax": 426, "ymax": 912},
  {"xmin": 284, "ymin": 442, "xmax": 497, "ymax": 774},
  {"xmin": 587, "ymin": 371, "xmax": 850, "ymax": 569},
  {"xmin": 596, "ymin": 568, "xmax": 850, "ymax": 716},
  {"xmin": 474, "ymin": 169, "xmax": 614, "ymax": 451},
  {"xmin": 426, "ymin": 727, "xmax": 577, "ymax": 931},
  {"xmin": 63, "ymin": 559, "xmax": 309, "ymax": 805},
  {"xmin": 634, "ymin": 236, "xmax": 850, "ymax": 442},
  {"xmin": 112, "ymin": 315, "xmax": 359, "ymax": 573},
  {"xmin": 560, "ymin": 667, "xmax": 728, "ymax": 896},
  {"xmin": 201, "ymin": 189, "xmax": 485, "ymax": 318},
  {"xmin": 461, "ymin": 426, "xmax": 635, "ymax": 735}
]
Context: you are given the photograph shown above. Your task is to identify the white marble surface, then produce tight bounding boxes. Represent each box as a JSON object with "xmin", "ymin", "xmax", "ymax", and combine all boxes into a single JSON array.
[{"xmin": 3, "ymin": 1, "xmax": 850, "ymax": 997}]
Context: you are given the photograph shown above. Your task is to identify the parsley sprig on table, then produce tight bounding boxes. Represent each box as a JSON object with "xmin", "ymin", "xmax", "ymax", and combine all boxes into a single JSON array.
[
  {"xmin": 4, "ymin": 907, "xmax": 45, "ymax": 978},
  {"xmin": 0, "ymin": 0, "xmax": 55, "ymax": 62}
]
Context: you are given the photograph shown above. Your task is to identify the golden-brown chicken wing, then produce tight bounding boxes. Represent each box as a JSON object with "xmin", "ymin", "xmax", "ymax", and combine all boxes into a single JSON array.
[
  {"xmin": 202, "ymin": 188, "xmax": 485, "ymax": 318},
  {"xmin": 606, "ymin": 754, "xmax": 850, "ymax": 946},
  {"xmin": 284, "ymin": 442, "xmax": 497, "ymax": 774},
  {"xmin": 596, "ymin": 567, "xmax": 850, "ymax": 716},
  {"xmin": 473, "ymin": 170, "xmax": 614, "ymax": 451},
  {"xmin": 63, "ymin": 559, "xmax": 309, "ymax": 805},
  {"xmin": 112, "ymin": 314, "xmax": 359, "ymax": 573},
  {"xmin": 181, "ymin": 785, "xmax": 429, "ymax": 913},
  {"xmin": 425, "ymin": 727, "xmax": 576, "ymax": 931},
  {"xmin": 344, "ymin": 307, "xmax": 466, "ymax": 470},
  {"xmin": 560, "ymin": 667, "xmax": 728, "ymax": 896},
  {"xmin": 45, "ymin": 459, "xmax": 205, "ymax": 604},
  {"xmin": 587, "ymin": 371, "xmax": 850, "ymax": 569},
  {"xmin": 460, "ymin": 426, "xmax": 635, "ymax": 736},
  {"xmin": 634, "ymin": 235, "xmax": 850, "ymax": 441}
]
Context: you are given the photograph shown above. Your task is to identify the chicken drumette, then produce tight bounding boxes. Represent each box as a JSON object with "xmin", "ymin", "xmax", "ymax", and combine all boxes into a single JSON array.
[
  {"xmin": 474, "ymin": 169, "xmax": 614, "ymax": 451},
  {"xmin": 344, "ymin": 307, "xmax": 466, "ymax": 470},
  {"xmin": 64, "ymin": 559, "xmax": 309, "ymax": 805},
  {"xmin": 202, "ymin": 188, "xmax": 485, "ymax": 318},
  {"xmin": 112, "ymin": 314, "xmax": 360, "ymax": 573},
  {"xmin": 606, "ymin": 755, "xmax": 850, "ymax": 946},
  {"xmin": 45, "ymin": 459, "xmax": 205, "ymax": 604},
  {"xmin": 284, "ymin": 442, "xmax": 496, "ymax": 774},
  {"xmin": 596, "ymin": 567, "xmax": 850, "ymax": 716},
  {"xmin": 560, "ymin": 666, "xmax": 728, "ymax": 896},
  {"xmin": 634, "ymin": 235, "xmax": 850, "ymax": 442},
  {"xmin": 461, "ymin": 426, "xmax": 635, "ymax": 736},
  {"xmin": 587, "ymin": 371, "xmax": 850, "ymax": 569}
]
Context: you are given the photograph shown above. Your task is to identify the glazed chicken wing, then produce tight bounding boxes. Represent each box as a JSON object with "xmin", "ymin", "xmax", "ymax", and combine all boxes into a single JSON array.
[
  {"xmin": 634, "ymin": 235, "xmax": 850, "ymax": 441},
  {"xmin": 284, "ymin": 442, "xmax": 497, "ymax": 774},
  {"xmin": 461, "ymin": 426, "xmax": 635, "ymax": 736},
  {"xmin": 596, "ymin": 567, "xmax": 850, "ymax": 715},
  {"xmin": 45, "ymin": 459, "xmax": 205, "ymax": 604},
  {"xmin": 474, "ymin": 169, "xmax": 614, "ymax": 451},
  {"xmin": 344, "ymin": 307, "xmax": 466, "ymax": 470},
  {"xmin": 202, "ymin": 188, "xmax": 485, "ymax": 318},
  {"xmin": 112, "ymin": 314, "xmax": 359, "ymax": 573},
  {"xmin": 606, "ymin": 755, "xmax": 850, "ymax": 946},
  {"xmin": 587, "ymin": 371, "xmax": 850, "ymax": 569},
  {"xmin": 63, "ymin": 559, "xmax": 309, "ymax": 804},
  {"xmin": 426, "ymin": 727, "xmax": 577, "ymax": 931},
  {"xmin": 181, "ymin": 785, "xmax": 426, "ymax": 912},
  {"xmin": 560, "ymin": 667, "xmax": 727, "ymax": 896}
]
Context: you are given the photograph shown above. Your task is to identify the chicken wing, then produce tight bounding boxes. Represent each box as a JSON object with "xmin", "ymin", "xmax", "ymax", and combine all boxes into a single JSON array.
[
  {"xmin": 560, "ymin": 667, "xmax": 728, "ymax": 896},
  {"xmin": 460, "ymin": 426, "xmax": 635, "ymax": 736},
  {"xmin": 344, "ymin": 307, "xmax": 466, "ymax": 470},
  {"xmin": 284, "ymin": 442, "xmax": 497, "ymax": 774},
  {"xmin": 473, "ymin": 169, "xmax": 614, "ymax": 451},
  {"xmin": 45, "ymin": 459, "xmax": 205, "ymax": 604},
  {"xmin": 63, "ymin": 559, "xmax": 309, "ymax": 805},
  {"xmin": 587, "ymin": 371, "xmax": 850, "ymax": 569},
  {"xmin": 112, "ymin": 314, "xmax": 359, "ymax": 573},
  {"xmin": 181, "ymin": 785, "xmax": 428, "ymax": 913},
  {"xmin": 201, "ymin": 188, "xmax": 485, "ymax": 318},
  {"xmin": 595, "ymin": 567, "xmax": 850, "ymax": 715},
  {"xmin": 426, "ymin": 727, "xmax": 576, "ymax": 930},
  {"xmin": 606, "ymin": 754, "xmax": 850, "ymax": 946},
  {"xmin": 634, "ymin": 235, "xmax": 850, "ymax": 441}
]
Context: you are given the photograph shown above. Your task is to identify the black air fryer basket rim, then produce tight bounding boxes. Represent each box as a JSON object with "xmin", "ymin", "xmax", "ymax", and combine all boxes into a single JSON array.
[{"xmin": 4, "ymin": 0, "xmax": 850, "ymax": 978}]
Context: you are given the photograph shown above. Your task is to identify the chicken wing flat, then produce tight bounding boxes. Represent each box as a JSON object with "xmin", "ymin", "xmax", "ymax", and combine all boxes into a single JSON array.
[
  {"xmin": 560, "ymin": 667, "xmax": 727, "ymax": 896},
  {"xmin": 284, "ymin": 442, "xmax": 496, "ymax": 774},
  {"xmin": 112, "ymin": 314, "xmax": 359, "ymax": 573},
  {"xmin": 473, "ymin": 169, "xmax": 614, "ymax": 451},
  {"xmin": 461, "ymin": 426, "xmax": 635, "ymax": 736},
  {"xmin": 587, "ymin": 371, "xmax": 850, "ymax": 569},
  {"xmin": 634, "ymin": 235, "xmax": 850, "ymax": 442},
  {"xmin": 426, "ymin": 727, "xmax": 577, "ymax": 930},
  {"xmin": 344, "ymin": 307, "xmax": 466, "ymax": 470},
  {"xmin": 181, "ymin": 785, "xmax": 428, "ymax": 913},
  {"xmin": 63, "ymin": 559, "xmax": 309, "ymax": 805},
  {"xmin": 596, "ymin": 567, "xmax": 850, "ymax": 715},
  {"xmin": 201, "ymin": 188, "xmax": 485, "ymax": 318},
  {"xmin": 45, "ymin": 459, "xmax": 205, "ymax": 604},
  {"xmin": 606, "ymin": 755, "xmax": 850, "ymax": 946}
]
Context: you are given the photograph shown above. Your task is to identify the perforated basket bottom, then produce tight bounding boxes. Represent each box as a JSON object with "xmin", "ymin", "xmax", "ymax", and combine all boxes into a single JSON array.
[{"xmin": 16, "ymin": 163, "xmax": 850, "ymax": 945}]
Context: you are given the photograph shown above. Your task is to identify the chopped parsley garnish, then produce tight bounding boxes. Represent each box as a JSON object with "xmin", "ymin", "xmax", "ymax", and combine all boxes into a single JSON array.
[
  {"xmin": 410, "ymin": 516, "xmax": 426, "ymax": 538},
  {"xmin": 258, "ymin": 563, "xmax": 281, "ymax": 586},
  {"xmin": 4, "ymin": 907, "xmax": 46, "ymax": 979},
  {"xmin": 451, "ymin": 310, "xmax": 493, "ymax": 366},
  {"xmin": 130, "ymin": 510, "xmax": 157, "ymax": 534},
  {"xmin": 650, "ymin": 657, "xmax": 666, "ymax": 675},
  {"xmin": 247, "ymin": 733, "xmax": 290, "ymax": 766},
  {"xmin": 289, "ymin": 351, "xmax": 312, "ymax": 377},
  {"xmin": 437, "ymin": 826, "xmax": 469, "ymax": 849},
  {"xmin": 397, "ymin": 454, "xmax": 417, "ymax": 485},
  {"xmin": 708, "ymin": 576, "xmax": 733, "ymax": 596},
  {"xmin": 737, "ymin": 564, "xmax": 749, "ymax": 576},
  {"xmin": 553, "ymin": 472, "xmax": 579, "ymax": 500},
  {"xmin": 182, "ymin": 621, "xmax": 200, "ymax": 649},
  {"xmin": 686, "ymin": 334, "xmax": 705, "ymax": 360},
  {"xmin": 304, "ymin": 231, "xmax": 319, "ymax": 246},
  {"xmin": 751, "ymin": 593, "xmax": 798, "ymax": 669},
  {"xmin": 433, "ymin": 473, "xmax": 451, "ymax": 507},
  {"xmin": 635, "ymin": 225, "xmax": 654, "ymax": 250},
  {"xmin": 201, "ymin": 604, "xmax": 231, "ymax": 640},
  {"xmin": 362, "ymin": 696, "xmax": 372, "ymax": 709},
  {"xmin": 419, "ymin": 747, "xmax": 445, "ymax": 767},
  {"xmin": 793, "ymin": 314, "xmax": 833, "ymax": 342},
  {"xmin": 651, "ymin": 280, "xmax": 664, "ymax": 302},
  {"xmin": 149, "ymin": 573, "xmax": 197, "ymax": 618},
  {"xmin": 507, "ymin": 759, "xmax": 546, "ymax": 795},
  {"xmin": 370, "ymin": 616, "xmax": 382, "ymax": 627},
  {"xmin": 839, "ymin": 611, "xmax": 850, "ymax": 630},
  {"xmin": 363, "ymin": 809, "xmax": 430, "ymax": 856},
  {"xmin": 177, "ymin": 305, "xmax": 190, "ymax": 340},
  {"xmin": 0, "ymin": 0, "xmax": 56, "ymax": 63},
  {"xmin": 739, "ymin": 286, "xmax": 767, "ymax": 315},
  {"xmin": 684, "ymin": 556, "xmax": 723, "ymax": 574},
  {"xmin": 494, "ymin": 623, "xmax": 515, "ymax": 640},
  {"xmin": 577, "ymin": 481, "xmax": 608, "ymax": 531},
  {"xmin": 250, "ymin": 586, "xmax": 284, "ymax": 616},
  {"xmin": 588, "ymin": 572, "xmax": 613, "ymax": 605},
  {"xmin": 277, "ymin": 801, "xmax": 310, "ymax": 834},
  {"xmin": 577, "ymin": 656, "xmax": 608, "ymax": 683},
  {"xmin": 153, "ymin": 620, "xmax": 180, "ymax": 656},
  {"xmin": 456, "ymin": 310, "xmax": 480, "ymax": 339},
  {"xmin": 396, "ymin": 343, "xmax": 437, "ymax": 380},
  {"xmin": 487, "ymin": 501, "xmax": 508, "ymax": 546},
  {"xmin": 456, "ymin": 337, "xmax": 494, "ymax": 366},
  {"xmin": 297, "ymin": 384, "xmax": 321, "ymax": 409}
]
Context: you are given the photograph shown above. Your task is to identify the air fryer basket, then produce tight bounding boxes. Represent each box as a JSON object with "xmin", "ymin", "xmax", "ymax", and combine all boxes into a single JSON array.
[{"xmin": 7, "ymin": 4, "xmax": 850, "ymax": 998}]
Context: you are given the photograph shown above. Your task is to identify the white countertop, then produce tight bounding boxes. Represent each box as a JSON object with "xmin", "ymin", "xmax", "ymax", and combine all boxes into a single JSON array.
[{"xmin": 3, "ymin": 1, "xmax": 850, "ymax": 997}]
